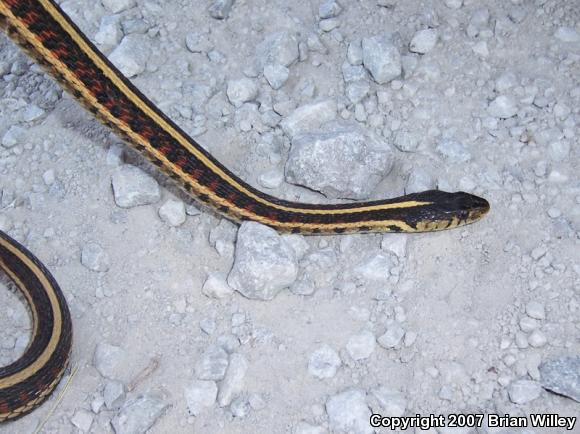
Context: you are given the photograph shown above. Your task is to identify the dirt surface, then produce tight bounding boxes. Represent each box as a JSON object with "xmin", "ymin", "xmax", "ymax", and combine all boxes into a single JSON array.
[{"xmin": 0, "ymin": 0, "xmax": 579, "ymax": 433}]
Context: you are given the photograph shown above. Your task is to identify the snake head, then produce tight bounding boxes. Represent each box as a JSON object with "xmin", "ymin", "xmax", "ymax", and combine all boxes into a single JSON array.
[{"xmin": 406, "ymin": 190, "xmax": 490, "ymax": 232}]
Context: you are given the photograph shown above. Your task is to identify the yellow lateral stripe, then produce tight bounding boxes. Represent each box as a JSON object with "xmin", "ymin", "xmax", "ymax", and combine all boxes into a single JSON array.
[
  {"xmin": 37, "ymin": 0, "xmax": 431, "ymax": 216},
  {"xmin": 281, "ymin": 219, "xmax": 415, "ymax": 231},
  {"xmin": 0, "ymin": 238, "xmax": 62, "ymax": 389},
  {"xmin": 0, "ymin": 248, "xmax": 39, "ymax": 355}
]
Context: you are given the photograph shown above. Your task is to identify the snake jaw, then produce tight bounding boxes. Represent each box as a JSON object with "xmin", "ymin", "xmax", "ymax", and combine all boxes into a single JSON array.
[
  {"xmin": 406, "ymin": 191, "xmax": 490, "ymax": 232},
  {"xmin": 465, "ymin": 195, "xmax": 490, "ymax": 225}
]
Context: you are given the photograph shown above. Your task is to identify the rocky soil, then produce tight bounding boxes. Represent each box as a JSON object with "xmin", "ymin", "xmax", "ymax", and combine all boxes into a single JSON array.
[{"xmin": 0, "ymin": 0, "xmax": 579, "ymax": 433}]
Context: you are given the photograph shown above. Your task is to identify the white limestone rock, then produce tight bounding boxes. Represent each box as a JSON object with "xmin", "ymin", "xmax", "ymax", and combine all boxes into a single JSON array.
[
  {"xmin": 326, "ymin": 389, "xmax": 373, "ymax": 434},
  {"xmin": 488, "ymin": 95, "xmax": 518, "ymax": 119},
  {"xmin": 208, "ymin": 0, "xmax": 235, "ymax": 20},
  {"xmin": 285, "ymin": 121, "xmax": 394, "ymax": 199},
  {"xmin": 227, "ymin": 78, "xmax": 259, "ymax": 108},
  {"xmin": 109, "ymin": 34, "xmax": 150, "ymax": 78},
  {"xmin": 508, "ymin": 379, "xmax": 542, "ymax": 404},
  {"xmin": 308, "ymin": 344, "xmax": 341, "ymax": 379},
  {"xmin": 185, "ymin": 380, "xmax": 218, "ymax": 416},
  {"xmin": 362, "ymin": 34, "xmax": 401, "ymax": 84},
  {"xmin": 195, "ymin": 345, "xmax": 230, "ymax": 381},
  {"xmin": 111, "ymin": 393, "xmax": 168, "ymax": 434},
  {"xmin": 158, "ymin": 199, "xmax": 186, "ymax": 227},
  {"xmin": 539, "ymin": 356, "xmax": 580, "ymax": 402},
  {"xmin": 111, "ymin": 165, "xmax": 161, "ymax": 208},
  {"xmin": 280, "ymin": 99, "xmax": 337, "ymax": 138},
  {"xmin": 81, "ymin": 242, "xmax": 110, "ymax": 272},
  {"xmin": 227, "ymin": 222, "xmax": 298, "ymax": 300},
  {"xmin": 409, "ymin": 29, "xmax": 438, "ymax": 54},
  {"xmin": 256, "ymin": 32, "xmax": 299, "ymax": 68},
  {"xmin": 217, "ymin": 353, "xmax": 248, "ymax": 407},
  {"xmin": 101, "ymin": 0, "xmax": 135, "ymax": 13},
  {"xmin": 264, "ymin": 64, "xmax": 290, "ymax": 90},
  {"xmin": 346, "ymin": 330, "xmax": 376, "ymax": 360}
]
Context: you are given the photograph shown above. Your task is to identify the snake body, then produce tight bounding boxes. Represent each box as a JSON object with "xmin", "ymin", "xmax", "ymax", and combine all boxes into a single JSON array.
[{"xmin": 0, "ymin": 0, "xmax": 489, "ymax": 421}]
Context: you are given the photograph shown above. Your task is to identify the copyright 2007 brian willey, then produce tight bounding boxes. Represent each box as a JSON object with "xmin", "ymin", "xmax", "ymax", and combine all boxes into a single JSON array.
[{"xmin": 369, "ymin": 413, "xmax": 577, "ymax": 431}]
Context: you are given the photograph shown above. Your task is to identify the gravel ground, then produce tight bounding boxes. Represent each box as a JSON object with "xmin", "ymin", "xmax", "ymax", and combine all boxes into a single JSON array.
[{"xmin": 1, "ymin": 0, "xmax": 579, "ymax": 433}]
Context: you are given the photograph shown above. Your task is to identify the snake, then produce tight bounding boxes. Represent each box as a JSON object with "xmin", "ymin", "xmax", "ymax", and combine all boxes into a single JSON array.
[{"xmin": 0, "ymin": 0, "xmax": 489, "ymax": 422}]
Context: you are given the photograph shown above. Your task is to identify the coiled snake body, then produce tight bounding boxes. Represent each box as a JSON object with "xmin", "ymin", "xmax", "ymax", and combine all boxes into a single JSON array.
[{"xmin": 0, "ymin": 0, "xmax": 489, "ymax": 421}]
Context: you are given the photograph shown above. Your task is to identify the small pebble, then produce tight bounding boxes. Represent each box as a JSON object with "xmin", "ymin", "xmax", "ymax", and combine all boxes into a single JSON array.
[
  {"xmin": 111, "ymin": 393, "xmax": 168, "ymax": 434},
  {"xmin": 319, "ymin": 0, "xmax": 342, "ymax": 19},
  {"xmin": 199, "ymin": 317, "xmax": 216, "ymax": 335},
  {"xmin": 202, "ymin": 273, "xmax": 234, "ymax": 299},
  {"xmin": 195, "ymin": 345, "xmax": 230, "ymax": 381},
  {"xmin": 158, "ymin": 199, "xmax": 186, "ymax": 227},
  {"xmin": 208, "ymin": 0, "xmax": 235, "ymax": 20},
  {"xmin": 101, "ymin": 0, "xmax": 135, "ymax": 13},
  {"xmin": 319, "ymin": 18, "xmax": 340, "ymax": 33},
  {"xmin": 546, "ymin": 207, "xmax": 561, "ymax": 219},
  {"xmin": 539, "ymin": 356, "xmax": 580, "ymax": 402},
  {"xmin": 488, "ymin": 95, "xmax": 518, "ymax": 118},
  {"xmin": 346, "ymin": 330, "xmax": 376, "ymax": 361},
  {"xmin": 308, "ymin": 344, "xmax": 341, "ymax": 379},
  {"xmin": 81, "ymin": 242, "xmax": 110, "ymax": 272},
  {"xmin": 111, "ymin": 165, "xmax": 161, "ymax": 208},
  {"xmin": 104, "ymin": 380, "xmax": 126, "ymax": 410},
  {"xmin": 530, "ymin": 246, "xmax": 547, "ymax": 261},
  {"xmin": 70, "ymin": 409, "xmax": 94, "ymax": 432},
  {"xmin": 443, "ymin": 0, "xmax": 462, "ymax": 9},
  {"xmin": 256, "ymin": 32, "xmax": 299, "ymax": 68},
  {"xmin": 554, "ymin": 26, "xmax": 580, "ymax": 43},
  {"xmin": 109, "ymin": 34, "xmax": 150, "ymax": 78},
  {"xmin": 258, "ymin": 169, "xmax": 284, "ymax": 189},
  {"xmin": 230, "ymin": 395, "xmax": 250, "ymax": 417},
  {"xmin": 377, "ymin": 324, "xmax": 405, "ymax": 348},
  {"xmin": 185, "ymin": 380, "xmax": 218, "ymax": 415},
  {"xmin": 368, "ymin": 387, "xmax": 407, "ymax": 417},
  {"xmin": 42, "ymin": 169, "xmax": 56, "ymax": 186},
  {"xmin": 436, "ymin": 138, "xmax": 471, "ymax": 163},
  {"xmin": 326, "ymin": 389, "xmax": 372, "ymax": 434},
  {"xmin": 106, "ymin": 144, "xmax": 124, "ymax": 166},
  {"xmin": 93, "ymin": 343, "xmax": 126, "ymax": 380},
  {"xmin": 526, "ymin": 301, "xmax": 546, "ymax": 320},
  {"xmin": 280, "ymin": 99, "xmax": 337, "ymax": 138},
  {"xmin": 95, "ymin": 15, "xmax": 123, "ymax": 51},
  {"xmin": 362, "ymin": 33, "xmax": 401, "ymax": 84},
  {"xmin": 519, "ymin": 316, "xmax": 538, "ymax": 333},
  {"xmin": 227, "ymin": 78, "xmax": 258, "ymax": 108},
  {"xmin": 1, "ymin": 125, "xmax": 26, "ymax": 148},
  {"xmin": 264, "ymin": 64, "xmax": 290, "ymax": 90},
  {"xmin": 227, "ymin": 222, "xmax": 298, "ymax": 300},
  {"xmin": 347, "ymin": 40, "xmax": 363, "ymax": 65},
  {"xmin": 217, "ymin": 353, "xmax": 248, "ymax": 407},
  {"xmin": 528, "ymin": 330, "xmax": 547, "ymax": 348},
  {"xmin": 508, "ymin": 379, "xmax": 542, "ymax": 404},
  {"xmin": 409, "ymin": 29, "xmax": 438, "ymax": 54}
]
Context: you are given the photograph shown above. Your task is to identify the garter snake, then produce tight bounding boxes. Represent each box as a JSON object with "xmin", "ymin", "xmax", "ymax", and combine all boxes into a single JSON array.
[{"xmin": 0, "ymin": 0, "xmax": 489, "ymax": 422}]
